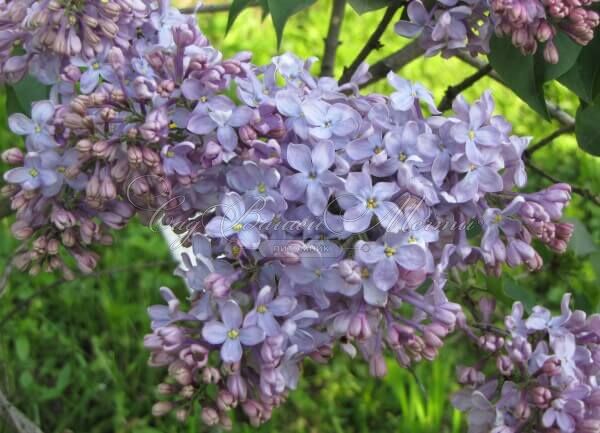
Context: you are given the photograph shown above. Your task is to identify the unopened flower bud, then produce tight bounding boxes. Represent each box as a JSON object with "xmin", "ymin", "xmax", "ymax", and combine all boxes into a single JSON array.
[
  {"xmin": 151, "ymin": 401, "xmax": 173, "ymax": 417},
  {"xmin": 201, "ymin": 407, "xmax": 219, "ymax": 426},
  {"xmin": 2, "ymin": 148, "xmax": 23, "ymax": 165},
  {"xmin": 530, "ymin": 386, "xmax": 552, "ymax": 408}
]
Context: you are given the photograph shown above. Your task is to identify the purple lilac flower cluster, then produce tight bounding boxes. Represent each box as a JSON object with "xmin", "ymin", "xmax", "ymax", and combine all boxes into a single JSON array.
[
  {"xmin": 395, "ymin": 0, "xmax": 600, "ymax": 63},
  {"xmin": 136, "ymin": 25, "xmax": 573, "ymax": 429},
  {"xmin": 0, "ymin": 1, "xmax": 582, "ymax": 429},
  {"xmin": 1, "ymin": 4, "xmax": 249, "ymax": 277},
  {"xmin": 453, "ymin": 294, "xmax": 600, "ymax": 433},
  {"xmin": 0, "ymin": 0, "xmax": 153, "ymax": 84}
]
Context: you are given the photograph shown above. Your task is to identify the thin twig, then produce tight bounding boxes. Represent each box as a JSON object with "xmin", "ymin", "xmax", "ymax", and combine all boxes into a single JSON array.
[
  {"xmin": 0, "ymin": 388, "xmax": 44, "ymax": 433},
  {"xmin": 454, "ymin": 52, "xmax": 575, "ymax": 128},
  {"xmin": 525, "ymin": 160, "xmax": 600, "ymax": 206},
  {"xmin": 339, "ymin": 1, "xmax": 405, "ymax": 84},
  {"xmin": 179, "ymin": 3, "xmax": 232, "ymax": 14},
  {"xmin": 0, "ymin": 260, "xmax": 173, "ymax": 331},
  {"xmin": 438, "ymin": 64, "xmax": 493, "ymax": 112},
  {"xmin": 321, "ymin": 0, "xmax": 347, "ymax": 77},
  {"xmin": 360, "ymin": 39, "xmax": 424, "ymax": 87},
  {"xmin": 525, "ymin": 124, "xmax": 576, "ymax": 156}
]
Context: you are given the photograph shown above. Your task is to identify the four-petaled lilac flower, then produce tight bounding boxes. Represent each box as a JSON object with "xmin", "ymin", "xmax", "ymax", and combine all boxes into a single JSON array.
[
  {"xmin": 161, "ymin": 142, "xmax": 195, "ymax": 176},
  {"xmin": 205, "ymin": 191, "xmax": 274, "ymax": 249},
  {"xmin": 395, "ymin": 0, "xmax": 429, "ymax": 38},
  {"xmin": 8, "ymin": 101, "xmax": 56, "ymax": 151},
  {"xmin": 4, "ymin": 151, "xmax": 58, "ymax": 193},
  {"xmin": 356, "ymin": 233, "xmax": 427, "ymax": 291},
  {"xmin": 448, "ymin": 146, "xmax": 504, "ymax": 203},
  {"xmin": 481, "ymin": 196, "xmax": 524, "ymax": 252},
  {"xmin": 338, "ymin": 169, "xmax": 400, "ymax": 233},
  {"xmin": 187, "ymin": 96, "xmax": 254, "ymax": 151},
  {"xmin": 72, "ymin": 54, "xmax": 115, "ymax": 94},
  {"xmin": 451, "ymin": 100, "xmax": 500, "ymax": 150},
  {"xmin": 301, "ymin": 100, "xmax": 360, "ymax": 140},
  {"xmin": 227, "ymin": 162, "xmax": 286, "ymax": 212},
  {"xmin": 387, "ymin": 72, "xmax": 439, "ymax": 114},
  {"xmin": 244, "ymin": 286, "xmax": 297, "ymax": 336},
  {"xmin": 281, "ymin": 142, "xmax": 342, "ymax": 216},
  {"xmin": 38, "ymin": 149, "xmax": 87, "ymax": 196},
  {"xmin": 202, "ymin": 300, "xmax": 265, "ymax": 363}
]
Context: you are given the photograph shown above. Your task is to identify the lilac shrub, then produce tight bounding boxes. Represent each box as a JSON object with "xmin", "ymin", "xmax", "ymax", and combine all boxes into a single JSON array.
[
  {"xmin": 0, "ymin": 0, "xmax": 592, "ymax": 431},
  {"xmin": 395, "ymin": 0, "xmax": 600, "ymax": 62}
]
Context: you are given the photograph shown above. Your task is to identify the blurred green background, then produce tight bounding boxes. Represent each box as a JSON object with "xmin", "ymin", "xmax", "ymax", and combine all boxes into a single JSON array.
[{"xmin": 1, "ymin": 1, "xmax": 599, "ymax": 432}]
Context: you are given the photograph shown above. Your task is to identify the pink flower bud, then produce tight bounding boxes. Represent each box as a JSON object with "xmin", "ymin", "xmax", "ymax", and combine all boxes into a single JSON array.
[
  {"xmin": 369, "ymin": 353, "xmax": 387, "ymax": 378},
  {"xmin": 544, "ymin": 40, "xmax": 560, "ymax": 64},
  {"xmin": 496, "ymin": 354, "xmax": 514, "ymax": 375},
  {"xmin": 152, "ymin": 401, "xmax": 173, "ymax": 417},
  {"xmin": 201, "ymin": 407, "xmax": 219, "ymax": 426},
  {"xmin": 530, "ymin": 386, "xmax": 552, "ymax": 408},
  {"xmin": 2, "ymin": 148, "xmax": 23, "ymax": 165}
]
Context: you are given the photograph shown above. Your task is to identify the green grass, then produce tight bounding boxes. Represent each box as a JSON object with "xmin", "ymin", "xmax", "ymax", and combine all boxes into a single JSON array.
[{"xmin": 0, "ymin": 1, "xmax": 599, "ymax": 432}]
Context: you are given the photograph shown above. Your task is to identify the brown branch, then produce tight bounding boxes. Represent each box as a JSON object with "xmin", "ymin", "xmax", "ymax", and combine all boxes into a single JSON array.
[
  {"xmin": 339, "ymin": 1, "xmax": 405, "ymax": 84},
  {"xmin": 321, "ymin": 0, "xmax": 347, "ymax": 77},
  {"xmin": 360, "ymin": 39, "xmax": 424, "ymax": 87},
  {"xmin": 525, "ymin": 160, "xmax": 600, "ymax": 206},
  {"xmin": 179, "ymin": 4, "xmax": 232, "ymax": 14},
  {"xmin": 524, "ymin": 123, "xmax": 575, "ymax": 157},
  {"xmin": 437, "ymin": 64, "xmax": 493, "ymax": 112}
]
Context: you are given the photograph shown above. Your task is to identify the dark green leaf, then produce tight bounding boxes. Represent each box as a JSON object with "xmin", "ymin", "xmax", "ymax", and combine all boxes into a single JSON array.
[
  {"xmin": 536, "ymin": 32, "xmax": 582, "ymax": 82},
  {"xmin": 566, "ymin": 218, "xmax": 598, "ymax": 255},
  {"xmin": 502, "ymin": 275, "xmax": 537, "ymax": 310},
  {"xmin": 559, "ymin": 37, "xmax": 600, "ymax": 103},
  {"xmin": 575, "ymin": 97, "xmax": 600, "ymax": 156},
  {"xmin": 348, "ymin": 0, "xmax": 392, "ymax": 14},
  {"xmin": 488, "ymin": 35, "xmax": 549, "ymax": 119},
  {"xmin": 267, "ymin": 0, "xmax": 316, "ymax": 47},
  {"xmin": 226, "ymin": 0, "xmax": 256, "ymax": 33},
  {"xmin": 5, "ymin": 74, "xmax": 50, "ymax": 116}
]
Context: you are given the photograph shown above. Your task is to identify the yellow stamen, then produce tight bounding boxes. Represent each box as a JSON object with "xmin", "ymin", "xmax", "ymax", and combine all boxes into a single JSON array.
[
  {"xmin": 366, "ymin": 198, "xmax": 377, "ymax": 209},
  {"xmin": 257, "ymin": 305, "xmax": 267, "ymax": 314},
  {"xmin": 232, "ymin": 223, "xmax": 243, "ymax": 232},
  {"xmin": 227, "ymin": 329, "xmax": 239, "ymax": 339},
  {"xmin": 384, "ymin": 246, "xmax": 396, "ymax": 257}
]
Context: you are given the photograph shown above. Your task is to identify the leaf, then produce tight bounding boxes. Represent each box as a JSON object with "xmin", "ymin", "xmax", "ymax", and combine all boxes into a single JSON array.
[
  {"xmin": 566, "ymin": 218, "xmax": 598, "ymax": 256},
  {"xmin": 488, "ymin": 35, "xmax": 549, "ymax": 119},
  {"xmin": 575, "ymin": 97, "xmax": 600, "ymax": 156},
  {"xmin": 502, "ymin": 276, "xmax": 536, "ymax": 310},
  {"xmin": 5, "ymin": 75, "xmax": 50, "ymax": 116},
  {"xmin": 226, "ymin": 0, "xmax": 256, "ymax": 33},
  {"xmin": 267, "ymin": 0, "xmax": 316, "ymax": 47},
  {"xmin": 348, "ymin": 0, "xmax": 392, "ymax": 14},
  {"xmin": 559, "ymin": 36, "xmax": 600, "ymax": 103},
  {"xmin": 15, "ymin": 336, "xmax": 29, "ymax": 362},
  {"xmin": 536, "ymin": 32, "xmax": 582, "ymax": 82}
]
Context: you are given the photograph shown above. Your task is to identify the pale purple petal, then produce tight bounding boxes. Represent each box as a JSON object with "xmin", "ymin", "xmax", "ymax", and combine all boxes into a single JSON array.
[
  {"xmin": 287, "ymin": 143, "xmax": 312, "ymax": 173},
  {"xmin": 202, "ymin": 321, "xmax": 228, "ymax": 344},
  {"xmin": 187, "ymin": 114, "xmax": 217, "ymax": 134},
  {"xmin": 395, "ymin": 244, "xmax": 427, "ymax": 270},
  {"xmin": 8, "ymin": 113, "xmax": 35, "ymax": 135},
  {"xmin": 221, "ymin": 338, "xmax": 243, "ymax": 363},
  {"xmin": 221, "ymin": 301, "xmax": 243, "ymax": 329},
  {"xmin": 240, "ymin": 325, "xmax": 266, "ymax": 345}
]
